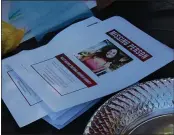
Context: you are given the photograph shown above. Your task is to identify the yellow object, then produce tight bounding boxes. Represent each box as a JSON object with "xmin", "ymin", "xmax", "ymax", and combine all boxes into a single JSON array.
[{"xmin": 2, "ymin": 21, "xmax": 24, "ymax": 55}]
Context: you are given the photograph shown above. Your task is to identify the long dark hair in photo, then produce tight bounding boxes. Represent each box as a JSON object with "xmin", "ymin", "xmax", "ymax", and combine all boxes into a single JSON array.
[{"xmin": 94, "ymin": 40, "xmax": 122, "ymax": 62}]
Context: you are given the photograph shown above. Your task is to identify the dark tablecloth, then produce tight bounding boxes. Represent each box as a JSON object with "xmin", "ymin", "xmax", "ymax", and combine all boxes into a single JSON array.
[{"xmin": 2, "ymin": 1, "xmax": 174, "ymax": 134}]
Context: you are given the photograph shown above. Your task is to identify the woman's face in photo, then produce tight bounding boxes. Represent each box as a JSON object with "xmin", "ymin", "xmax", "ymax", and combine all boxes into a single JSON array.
[{"xmin": 106, "ymin": 49, "xmax": 118, "ymax": 59}]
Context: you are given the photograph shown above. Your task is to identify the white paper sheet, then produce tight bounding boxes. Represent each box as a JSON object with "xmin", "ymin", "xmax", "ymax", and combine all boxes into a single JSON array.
[
  {"xmin": 2, "ymin": 17, "xmax": 101, "ymax": 127},
  {"xmin": 43, "ymin": 98, "xmax": 99, "ymax": 129},
  {"xmin": 2, "ymin": 66, "xmax": 99, "ymax": 128},
  {"xmin": 4, "ymin": 16, "xmax": 174, "ymax": 113},
  {"xmin": 2, "ymin": 65, "xmax": 51, "ymax": 127}
]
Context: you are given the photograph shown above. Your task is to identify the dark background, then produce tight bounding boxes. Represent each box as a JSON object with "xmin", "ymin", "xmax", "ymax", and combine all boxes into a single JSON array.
[{"xmin": 2, "ymin": 1, "xmax": 174, "ymax": 134}]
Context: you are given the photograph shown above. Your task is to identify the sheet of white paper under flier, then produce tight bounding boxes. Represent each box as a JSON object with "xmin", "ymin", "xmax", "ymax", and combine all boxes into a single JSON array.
[
  {"xmin": 2, "ymin": 67, "xmax": 100, "ymax": 129},
  {"xmin": 43, "ymin": 99, "xmax": 99, "ymax": 129}
]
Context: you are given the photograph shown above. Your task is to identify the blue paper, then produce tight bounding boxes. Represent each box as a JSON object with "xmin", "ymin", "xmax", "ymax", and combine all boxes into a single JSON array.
[{"xmin": 9, "ymin": 1, "xmax": 92, "ymax": 42}]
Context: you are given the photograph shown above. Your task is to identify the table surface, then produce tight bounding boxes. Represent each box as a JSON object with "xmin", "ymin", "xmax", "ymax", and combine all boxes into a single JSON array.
[{"xmin": 2, "ymin": 1, "xmax": 174, "ymax": 134}]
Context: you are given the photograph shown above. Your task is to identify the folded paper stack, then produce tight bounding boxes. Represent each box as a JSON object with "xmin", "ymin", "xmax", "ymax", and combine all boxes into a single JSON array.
[{"xmin": 2, "ymin": 16, "xmax": 173, "ymax": 129}]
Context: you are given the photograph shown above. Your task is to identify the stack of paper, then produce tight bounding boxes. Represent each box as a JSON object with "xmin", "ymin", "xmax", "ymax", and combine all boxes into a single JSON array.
[
  {"xmin": 2, "ymin": 17, "xmax": 101, "ymax": 129},
  {"xmin": 2, "ymin": 16, "xmax": 173, "ymax": 130}
]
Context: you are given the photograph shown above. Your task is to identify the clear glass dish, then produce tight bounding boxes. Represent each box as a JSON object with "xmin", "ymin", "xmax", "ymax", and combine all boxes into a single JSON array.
[{"xmin": 84, "ymin": 78, "xmax": 174, "ymax": 135}]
